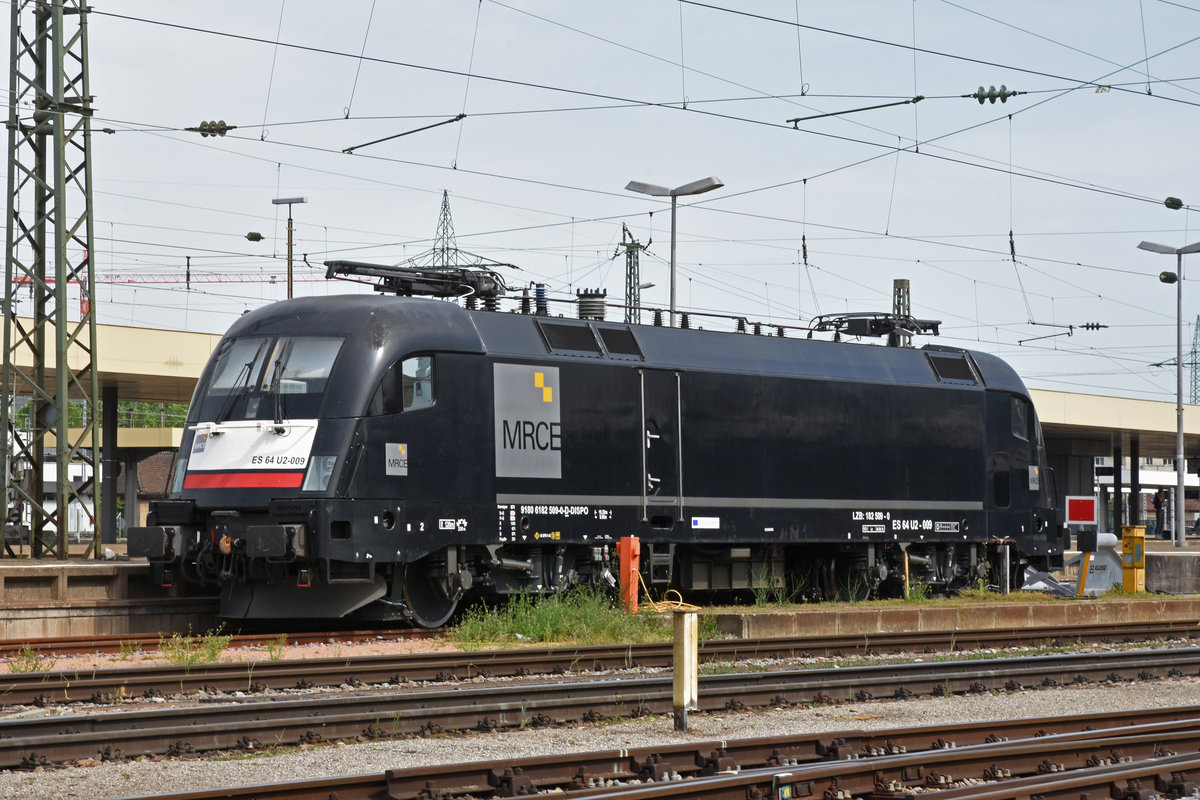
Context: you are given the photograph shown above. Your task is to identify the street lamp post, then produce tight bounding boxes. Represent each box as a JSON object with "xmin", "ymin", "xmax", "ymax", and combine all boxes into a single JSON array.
[
  {"xmin": 272, "ymin": 196, "xmax": 308, "ymax": 299},
  {"xmin": 625, "ymin": 177, "xmax": 724, "ymax": 328},
  {"xmin": 1139, "ymin": 238, "xmax": 1200, "ymax": 548}
]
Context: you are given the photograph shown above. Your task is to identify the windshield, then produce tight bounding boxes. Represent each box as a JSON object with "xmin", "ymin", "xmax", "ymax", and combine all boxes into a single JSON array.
[{"xmin": 194, "ymin": 335, "xmax": 344, "ymax": 423}]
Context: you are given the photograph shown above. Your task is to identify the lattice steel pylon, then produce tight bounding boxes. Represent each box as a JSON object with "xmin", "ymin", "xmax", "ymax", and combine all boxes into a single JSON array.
[
  {"xmin": 1, "ymin": 0, "xmax": 101, "ymax": 559},
  {"xmin": 432, "ymin": 190, "xmax": 457, "ymax": 268},
  {"xmin": 616, "ymin": 224, "xmax": 646, "ymax": 325},
  {"xmin": 892, "ymin": 278, "xmax": 912, "ymax": 348},
  {"xmin": 1191, "ymin": 315, "xmax": 1199, "ymax": 405}
]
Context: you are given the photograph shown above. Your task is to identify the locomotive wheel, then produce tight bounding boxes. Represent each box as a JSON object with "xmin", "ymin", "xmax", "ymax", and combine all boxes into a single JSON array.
[{"xmin": 402, "ymin": 563, "xmax": 459, "ymax": 628}]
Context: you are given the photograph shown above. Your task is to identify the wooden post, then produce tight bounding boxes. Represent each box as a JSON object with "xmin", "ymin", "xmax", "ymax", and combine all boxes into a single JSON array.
[{"xmin": 673, "ymin": 609, "xmax": 698, "ymax": 731}]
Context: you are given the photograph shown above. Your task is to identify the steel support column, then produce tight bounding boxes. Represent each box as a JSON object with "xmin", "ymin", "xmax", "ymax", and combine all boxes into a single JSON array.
[
  {"xmin": 1130, "ymin": 439, "xmax": 1140, "ymax": 527},
  {"xmin": 2, "ymin": 0, "xmax": 101, "ymax": 559},
  {"xmin": 100, "ymin": 384, "xmax": 115, "ymax": 544}
]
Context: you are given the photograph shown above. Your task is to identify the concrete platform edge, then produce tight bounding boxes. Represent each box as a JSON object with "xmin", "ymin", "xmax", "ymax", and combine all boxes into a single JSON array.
[{"xmin": 713, "ymin": 596, "xmax": 1200, "ymax": 638}]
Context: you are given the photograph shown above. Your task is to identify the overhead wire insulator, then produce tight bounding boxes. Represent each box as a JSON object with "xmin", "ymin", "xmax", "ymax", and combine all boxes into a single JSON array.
[
  {"xmin": 1080, "ymin": 322, "xmax": 1108, "ymax": 331},
  {"xmin": 971, "ymin": 85, "xmax": 1017, "ymax": 104},
  {"xmin": 196, "ymin": 119, "xmax": 231, "ymax": 137}
]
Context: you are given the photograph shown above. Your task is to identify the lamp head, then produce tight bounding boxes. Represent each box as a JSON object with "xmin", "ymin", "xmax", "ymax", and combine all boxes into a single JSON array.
[
  {"xmin": 1160, "ymin": 271, "xmax": 1179, "ymax": 284},
  {"xmin": 672, "ymin": 176, "xmax": 724, "ymax": 197},
  {"xmin": 625, "ymin": 180, "xmax": 670, "ymax": 197}
]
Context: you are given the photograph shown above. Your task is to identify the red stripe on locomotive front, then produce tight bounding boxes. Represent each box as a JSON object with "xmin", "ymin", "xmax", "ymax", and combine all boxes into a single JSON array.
[{"xmin": 183, "ymin": 472, "xmax": 304, "ymax": 489}]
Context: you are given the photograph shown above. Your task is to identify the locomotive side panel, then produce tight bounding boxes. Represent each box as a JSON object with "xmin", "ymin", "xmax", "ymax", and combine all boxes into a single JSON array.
[
  {"xmin": 493, "ymin": 358, "xmax": 645, "ymax": 541},
  {"xmin": 678, "ymin": 370, "xmax": 985, "ymax": 511}
]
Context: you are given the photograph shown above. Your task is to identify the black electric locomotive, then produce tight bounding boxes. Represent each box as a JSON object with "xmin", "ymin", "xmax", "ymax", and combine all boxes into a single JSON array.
[{"xmin": 130, "ymin": 274, "xmax": 1064, "ymax": 627}]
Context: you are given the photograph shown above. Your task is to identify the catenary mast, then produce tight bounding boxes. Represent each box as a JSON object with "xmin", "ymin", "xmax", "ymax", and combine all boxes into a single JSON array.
[{"xmin": 2, "ymin": 0, "xmax": 101, "ymax": 559}]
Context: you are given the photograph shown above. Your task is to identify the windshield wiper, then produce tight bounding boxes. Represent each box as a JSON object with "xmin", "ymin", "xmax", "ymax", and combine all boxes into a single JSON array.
[
  {"xmin": 272, "ymin": 355, "xmax": 287, "ymax": 431},
  {"xmin": 214, "ymin": 358, "xmax": 256, "ymax": 424}
]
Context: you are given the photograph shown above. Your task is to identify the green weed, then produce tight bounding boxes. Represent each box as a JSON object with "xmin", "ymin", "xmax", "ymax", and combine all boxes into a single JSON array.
[
  {"xmin": 451, "ymin": 586, "xmax": 710, "ymax": 648},
  {"xmin": 751, "ymin": 565, "xmax": 806, "ymax": 606},
  {"xmin": 7, "ymin": 644, "xmax": 57, "ymax": 673},
  {"xmin": 157, "ymin": 624, "xmax": 233, "ymax": 666},
  {"xmin": 904, "ymin": 580, "xmax": 932, "ymax": 602},
  {"xmin": 265, "ymin": 634, "xmax": 289, "ymax": 661}
]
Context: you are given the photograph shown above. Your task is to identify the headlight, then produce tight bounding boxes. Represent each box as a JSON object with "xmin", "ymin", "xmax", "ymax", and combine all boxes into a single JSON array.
[{"xmin": 302, "ymin": 455, "xmax": 337, "ymax": 492}]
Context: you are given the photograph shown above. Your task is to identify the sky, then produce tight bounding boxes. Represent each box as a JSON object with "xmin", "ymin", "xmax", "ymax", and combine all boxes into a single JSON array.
[{"xmin": 6, "ymin": 1, "xmax": 1200, "ymax": 402}]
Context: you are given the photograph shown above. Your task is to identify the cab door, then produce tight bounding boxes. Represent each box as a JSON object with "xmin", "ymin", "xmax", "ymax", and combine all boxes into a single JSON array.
[{"xmin": 640, "ymin": 368, "xmax": 683, "ymax": 528}]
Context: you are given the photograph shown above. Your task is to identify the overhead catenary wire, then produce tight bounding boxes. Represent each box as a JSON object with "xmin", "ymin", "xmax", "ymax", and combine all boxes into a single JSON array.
[
  {"xmin": 85, "ymin": 8, "xmax": 1199, "ymax": 221},
  {"xmin": 259, "ymin": 2, "xmax": 286, "ymax": 141},
  {"xmin": 342, "ymin": 0, "xmax": 378, "ymax": 118},
  {"xmin": 936, "ymin": 0, "xmax": 1200, "ymax": 99},
  {"xmin": 46, "ymin": 4, "xmax": 1199, "ymax": 397},
  {"xmin": 679, "ymin": 0, "xmax": 1200, "ymax": 108},
  {"xmin": 453, "ymin": 0, "xmax": 484, "ymax": 168}
]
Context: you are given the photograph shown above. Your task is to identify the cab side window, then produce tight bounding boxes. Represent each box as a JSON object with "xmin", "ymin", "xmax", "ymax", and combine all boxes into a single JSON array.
[
  {"xmin": 1011, "ymin": 396, "xmax": 1032, "ymax": 441},
  {"xmin": 371, "ymin": 355, "xmax": 435, "ymax": 415}
]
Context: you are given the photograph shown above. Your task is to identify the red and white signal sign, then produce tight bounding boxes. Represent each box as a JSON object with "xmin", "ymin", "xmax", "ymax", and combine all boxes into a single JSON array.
[{"xmin": 1066, "ymin": 495, "xmax": 1097, "ymax": 526}]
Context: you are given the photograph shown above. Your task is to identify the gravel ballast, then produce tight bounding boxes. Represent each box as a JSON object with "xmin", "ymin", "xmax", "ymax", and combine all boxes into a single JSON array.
[{"xmin": 2, "ymin": 678, "xmax": 1199, "ymax": 800}]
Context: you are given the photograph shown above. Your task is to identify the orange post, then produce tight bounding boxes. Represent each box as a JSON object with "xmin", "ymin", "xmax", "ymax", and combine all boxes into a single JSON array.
[{"xmin": 617, "ymin": 535, "xmax": 641, "ymax": 613}]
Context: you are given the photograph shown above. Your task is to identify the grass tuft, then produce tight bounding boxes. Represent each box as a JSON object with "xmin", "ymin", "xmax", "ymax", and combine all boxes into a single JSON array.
[
  {"xmin": 8, "ymin": 644, "xmax": 57, "ymax": 673},
  {"xmin": 450, "ymin": 586, "xmax": 716, "ymax": 648},
  {"xmin": 157, "ymin": 624, "xmax": 233, "ymax": 666},
  {"xmin": 265, "ymin": 634, "xmax": 289, "ymax": 661}
]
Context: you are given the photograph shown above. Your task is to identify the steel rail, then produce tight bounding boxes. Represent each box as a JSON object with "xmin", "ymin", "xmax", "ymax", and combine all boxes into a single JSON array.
[
  {"xmin": 104, "ymin": 707, "xmax": 1200, "ymax": 800},
  {"xmin": 909, "ymin": 753, "xmax": 1200, "ymax": 800},
  {"xmin": 4, "ymin": 618, "xmax": 1197, "ymax": 660},
  {"xmin": 5, "ymin": 621, "xmax": 1198, "ymax": 708},
  {"xmin": 510, "ymin": 732, "xmax": 1200, "ymax": 800},
  {"xmin": 472, "ymin": 752, "xmax": 1200, "ymax": 800},
  {"xmin": 0, "ymin": 627, "xmax": 441, "ymax": 659},
  {"xmin": 7, "ymin": 646, "xmax": 1200, "ymax": 769}
]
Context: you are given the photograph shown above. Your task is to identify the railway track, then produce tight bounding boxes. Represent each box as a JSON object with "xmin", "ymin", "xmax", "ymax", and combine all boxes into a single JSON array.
[
  {"xmin": 88, "ymin": 704, "xmax": 1200, "ymax": 799},
  {"xmin": 3, "ymin": 620, "xmax": 1197, "ymax": 708},
  {"xmin": 0, "ymin": 627, "xmax": 442, "ymax": 659},
  {"xmin": 7, "ymin": 646, "xmax": 1200, "ymax": 769},
  {"xmin": 2, "ymin": 618, "xmax": 1197, "ymax": 660}
]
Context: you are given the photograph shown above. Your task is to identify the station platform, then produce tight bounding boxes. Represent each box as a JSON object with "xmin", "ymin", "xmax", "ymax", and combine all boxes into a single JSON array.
[
  {"xmin": 1060, "ymin": 535, "xmax": 1200, "ymax": 595},
  {"xmin": 3, "ymin": 539, "xmax": 1200, "ymax": 641},
  {"xmin": 0, "ymin": 558, "xmax": 216, "ymax": 639},
  {"xmin": 714, "ymin": 594, "xmax": 1200, "ymax": 638}
]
